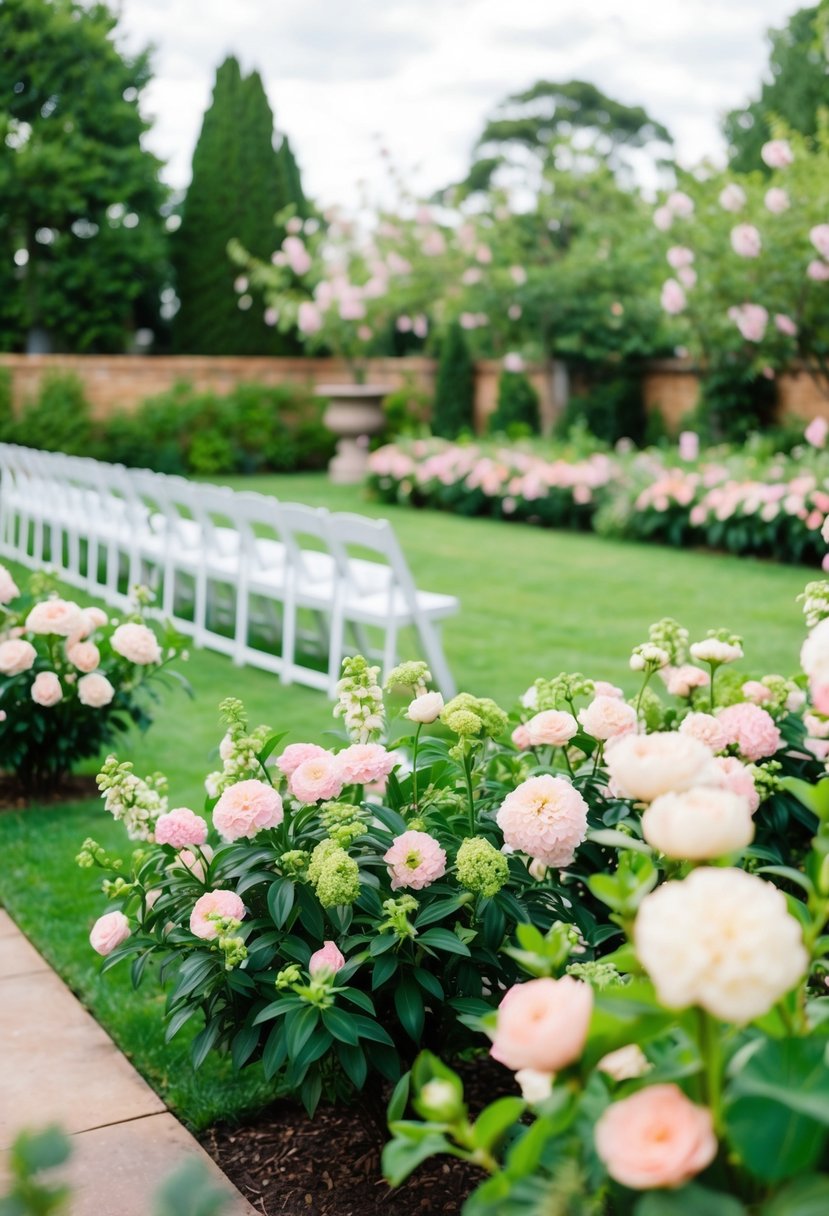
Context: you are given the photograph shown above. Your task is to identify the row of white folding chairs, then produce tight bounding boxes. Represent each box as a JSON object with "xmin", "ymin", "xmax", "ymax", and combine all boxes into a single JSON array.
[{"xmin": 0, "ymin": 444, "xmax": 459, "ymax": 696}]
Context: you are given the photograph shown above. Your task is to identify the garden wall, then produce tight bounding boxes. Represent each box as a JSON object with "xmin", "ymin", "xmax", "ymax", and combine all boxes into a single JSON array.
[{"xmin": 642, "ymin": 359, "xmax": 829, "ymax": 429}]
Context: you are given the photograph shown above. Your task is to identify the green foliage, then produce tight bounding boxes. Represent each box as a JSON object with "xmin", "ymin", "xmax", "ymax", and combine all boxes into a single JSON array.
[
  {"xmin": 0, "ymin": 368, "xmax": 14, "ymax": 440},
  {"xmin": 724, "ymin": 5, "xmax": 829, "ymax": 173},
  {"xmin": 488, "ymin": 372, "xmax": 540, "ymax": 436},
  {"xmin": 14, "ymin": 372, "xmax": 92, "ymax": 455},
  {"xmin": 694, "ymin": 362, "xmax": 778, "ymax": 444},
  {"xmin": 383, "ymin": 381, "xmax": 432, "ymax": 438},
  {"xmin": 0, "ymin": 0, "xmax": 167, "ymax": 352},
  {"xmin": 100, "ymin": 381, "xmax": 334, "ymax": 475},
  {"xmin": 556, "ymin": 372, "xmax": 646, "ymax": 445},
  {"xmin": 172, "ymin": 57, "xmax": 306, "ymax": 355},
  {"xmin": 432, "ymin": 323, "xmax": 475, "ymax": 438}
]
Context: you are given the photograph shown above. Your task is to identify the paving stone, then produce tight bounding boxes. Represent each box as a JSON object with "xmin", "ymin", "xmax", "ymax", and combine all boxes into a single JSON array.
[
  {"xmin": 0, "ymin": 930, "xmax": 50, "ymax": 978},
  {"xmin": 0, "ymin": 969, "xmax": 165, "ymax": 1148},
  {"xmin": 0, "ymin": 909, "xmax": 18, "ymax": 937}
]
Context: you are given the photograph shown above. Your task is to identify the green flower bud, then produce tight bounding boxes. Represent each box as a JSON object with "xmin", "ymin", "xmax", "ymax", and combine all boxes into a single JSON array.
[
  {"xmin": 455, "ymin": 837, "xmax": 509, "ymax": 898},
  {"xmin": 313, "ymin": 850, "xmax": 361, "ymax": 907}
]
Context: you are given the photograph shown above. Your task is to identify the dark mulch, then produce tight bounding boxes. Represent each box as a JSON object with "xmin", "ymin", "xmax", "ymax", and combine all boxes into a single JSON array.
[
  {"xmin": 202, "ymin": 1059, "xmax": 516, "ymax": 1216},
  {"xmin": 0, "ymin": 773, "xmax": 99, "ymax": 810}
]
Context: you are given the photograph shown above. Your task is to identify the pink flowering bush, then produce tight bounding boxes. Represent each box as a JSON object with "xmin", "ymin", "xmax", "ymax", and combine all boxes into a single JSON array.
[{"xmin": 0, "ymin": 566, "xmax": 184, "ymax": 797}]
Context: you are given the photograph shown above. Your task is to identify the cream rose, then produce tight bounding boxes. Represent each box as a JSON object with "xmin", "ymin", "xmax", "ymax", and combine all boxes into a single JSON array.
[
  {"xmin": 77, "ymin": 672, "xmax": 115, "ymax": 708},
  {"xmin": 578, "ymin": 695, "xmax": 637, "ymax": 740},
  {"xmin": 604, "ymin": 732, "xmax": 719, "ymax": 803},
  {"xmin": 526, "ymin": 710, "xmax": 578, "ymax": 747},
  {"xmin": 110, "ymin": 622, "xmax": 162, "ymax": 665},
  {"xmin": 25, "ymin": 598, "xmax": 85, "ymax": 637},
  {"xmin": 641, "ymin": 787, "xmax": 754, "ymax": 860},
  {"xmin": 66, "ymin": 641, "xmax": 101, "ymax": 673},
  {"xmin": 31, "ymin": 671, "xmax": 62, "ymax": 707},
  {"xmin": 0, "ymin": 639, "xmax": 37, "ymax": 676}
]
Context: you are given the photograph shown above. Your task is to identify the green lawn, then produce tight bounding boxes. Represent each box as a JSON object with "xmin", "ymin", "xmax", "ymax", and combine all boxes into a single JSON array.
[{"xmin": 0, "ymin": 472, "xmax": 816, "ymax": 1129}]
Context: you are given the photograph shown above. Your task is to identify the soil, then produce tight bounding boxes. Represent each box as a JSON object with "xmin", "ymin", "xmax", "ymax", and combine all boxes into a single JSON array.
[
  {"xmin": 0, "ymin": 773, "xmax": 99, "ymax": 810},
  {"xmin": 202, "ymin": 1059, "xmax": 516, "ymax": 1216}
]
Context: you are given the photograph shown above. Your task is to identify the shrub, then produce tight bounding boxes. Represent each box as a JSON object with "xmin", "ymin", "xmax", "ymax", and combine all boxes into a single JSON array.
[
  {"xmin": 432, "ymin": 322, "xmax": 475, "ymax": 438},
  {"xmin": 555, "ymin": 370, "xmax": 646, "ymax": 445},
  {"xmin": 694, "ymin": 360, "xmax": 778, "ymax": 444},
  {"xmin": 15, "ymin": 372, "xmax": 92, "ymax": 455},
  {"xmin": 488, "ymin": 371, "xmax": 540, "ymax": 437},
  {"xmin": 0, "ymin": 367, "xmax": 14, "ymax": 441},
  {"xmin": 382, "ymin": 380, "xmax": 432, "ymax": 438}
]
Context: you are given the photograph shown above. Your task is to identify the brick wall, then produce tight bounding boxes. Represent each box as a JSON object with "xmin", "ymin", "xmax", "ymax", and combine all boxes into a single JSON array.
[{"xmin": 642, "ymin": 358, "xmax": 829, "ymax": 428}]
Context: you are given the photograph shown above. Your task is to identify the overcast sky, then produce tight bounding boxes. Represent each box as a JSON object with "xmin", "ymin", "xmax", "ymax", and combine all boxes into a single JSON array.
[{"xmin": 118, "ymin": 0, "xmax": 801, "ymax": 207}]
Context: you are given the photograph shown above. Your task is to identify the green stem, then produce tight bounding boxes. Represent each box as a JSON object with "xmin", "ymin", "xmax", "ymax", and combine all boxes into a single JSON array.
[
  {"xmin": 411, "ymin": 723, "xmax": 422, "ymax": 811},
  {"xmin": 463, "ymin": 747, "xmax": 476, "ymax": 836},
  {"xmin": 634, "ymin": 670, "xmax": 652, "ymax": 721},
  {"xmin": 709, "ymin": 663, "xmax": 717, "ymax": 712},
  {"xmin": 696, "ymin": 1009, "xmax": 723, "ymax": 1130}
]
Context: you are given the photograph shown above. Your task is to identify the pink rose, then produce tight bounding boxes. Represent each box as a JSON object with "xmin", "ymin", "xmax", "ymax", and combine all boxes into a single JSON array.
[
  {"xmin": 805, "ymin": 417, "xmax": 829, "ymax": 448},
  {"xmin": 190, "ymin": 890, "xmax": 245, "ymax": 940},
  {"xmin": 718, "ymin": 183, "xmax": 746, "ymax": 212},
  {"xmin": 761, "ymin": 139, "xmax": 793, "ymax": 169},
  {"xmin": 25, "ymin": 598, "xmax": 84, "ymax": 637},
  {"xmin": 511, "ymin": 723, "xmax": 531, "ymax": 750},
  {"xmin": 289, "ymin": 753, "xmax": 343, "ymax": 804},
  {"xmin": 0, "ymin": 639, "xmax": 37, "ymax": 675},
  {"xmin": 667, "ymin": 191, "xmax": 694, "ymax": 217},
  {"xmin": 810, "ymin": 225, "xmax": 829, "ymax": 261},
  {"xmin": 77, "ymin": 672, "xmax": 115, "ymax": 708},
  {"xmin": 67, "ymin": 641, "xmax": 101, "ymax": 673},
  {"xmin": 765, "ymin": 187, "xmax": 790, "ymax": 214},
  {"xmin": 90, "ymin": 910, "xmax": 131, "ymax": 956},
  {"xmin": 716, "ymin": 702, "xmax": 781, "ymax": 761},
  {"xmin": 503, "ymin": 352, "xmax": 525, "ymax": 372},
  {"xmin": 653, "ymin": 205, "xmax": 673, "ymax": 231},
  {"xmin": 31, "ymin": 671, "xmax": 62, "ymax": 707},
  {"xmin": 490, "ymin": 977, "xmax": 592, "ymax": 1072},
  {"xmin": 173, "ymin": 844, "xmax": 214, "ymax": 882},
  {"xmin": 110, "ymin": 623, "xmax": 161, "ymax": 665},
  {"xmin": 384, "ymin": 829, "xmax": 446, "ymax": 890},
  {"xmin": 593, "ymin": 681, "xmax": 624, "ymax": 699},
  {"xmin": 730, "ymin": 224, "xmax": 761, "ymax": 258},
  {"xmin": 678, "ymin": 431, "xmax": 699, "ymax": 462},
  {"xmin": 276, "ymin": 742, "xmax": 328, "ymax": 777},
  {"xmin": 526, "ymin": 710, "xmax": 578, "ymax": 747},
  {"xmin": 155, "ymin": 807, "xmax": 209, "ymax": 848},
  {"xmin": 309, "ymin": 940, "xmax": 346, "ymax": 977},
  {"xmin": 595, "ymin": 1084, "xmax": 717, "ymax": 1190},
  {"xmin": 213, "ymin": 779, "xmax": 284, "ymax": 841},
  {"xmin": 578, "ymin": 696, "xmax": 637, "ymax": 741},
  {"xmin": 660, "ymin": 278, "xmax": 686, "ymax": 315},
  {"xmin": 774, "ymin": 313, "xmax": 797, "ymax": 337},
  {"xmin": 298, "ymin": 301, "xmax": 322, "ymax": 334},
  {"xmin": 728, "ymin": 303, "xmax": 768, "ymax": 342},
  {"xmin": 666, "ymin": 246, "xmax": 694, "ymax": 269},
  {"xmin": 496, "ymin": 775, "xmax": 588, "ymax": 867},
  {"xmin": 807, "ymin": 260, "xmax": 829, "ymax": 282},
  {"xmin": 0, "ymin": 564, "xmax": 19, "ymax": 605},
  {"xmin": 741, "ymin": 680, "xmax": 773, "ymax": 705},
  {"xmin": 336, "ymin": 743, "xmax": 396, "ymax": 786}
]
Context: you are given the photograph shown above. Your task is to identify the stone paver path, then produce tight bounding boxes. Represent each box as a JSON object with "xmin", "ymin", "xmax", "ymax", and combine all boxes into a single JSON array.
[{"xmin": 0, "ymin": 908, "xmax": 258, "ymax": 1215}]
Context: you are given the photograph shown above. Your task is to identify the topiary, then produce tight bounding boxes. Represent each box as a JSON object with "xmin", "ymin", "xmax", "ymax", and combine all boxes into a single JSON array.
[
  {"xmin": 431, "ymin": 322, "xmax": 475, "ymax": 438},
  {"xmin": 488, "ymin": 370, "xmax": 540, "ymax": 436}
]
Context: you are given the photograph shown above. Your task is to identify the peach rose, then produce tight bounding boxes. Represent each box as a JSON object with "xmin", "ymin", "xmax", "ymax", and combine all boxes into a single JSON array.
[
  {"xmin": 489, "ymin": 977, "xmax": 593, "ymax": 1072},
  {"xmin": 0, "ymin": 564, "xmax": 20, "ymax": 604},
  {"xmin": 526, "ymin": 710, "xmax": 578, "ymax": 747},
  {"xmin": 25, "ymin": 598, "xmax": 85, "ymax": 637},
  {"xmin": 595, "ymin": 1084, "xmax": 717, "ymax": 1190},
  {"xmin": 578, "ymin": 696, "xmax": 637, "ymax": 740},
  {"xmin": 31, "ymin": 671, "xmax": 62, "ymax": 707},
  {"xmin": 289, "ymin": 753, "xmax": 343, "ymax": 804},
  {"xmin": 77, "ymin": 672, "xmax": 115, "ymax": 708},
  {"xmin": 66, "ymin": 641, "xmax": 101, "ymax": 673},
  {"xmin": 90, "ymin": 910, "xmax": 131, "ymax": 956},
  {"xmin": 0, "ymin": 639, "xmax": 37, "ymax": 675},
  {"xmin": 110, "ymin": 622, "xmax": 162, "ymax": 665},
  {"xmin": 213, "ymin": 779, "xmax": 284, "ymax": 841}
]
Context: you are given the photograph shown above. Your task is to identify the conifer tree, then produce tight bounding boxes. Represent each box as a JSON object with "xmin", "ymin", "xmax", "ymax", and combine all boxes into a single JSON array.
[{"xmin": 432, "ymin": 323, "xmax": 476, "ymax": 438}]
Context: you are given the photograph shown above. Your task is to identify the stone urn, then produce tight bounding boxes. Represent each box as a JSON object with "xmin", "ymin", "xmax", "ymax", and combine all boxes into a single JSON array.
[{"xmin": 317, "ymin": 384, "xmax": 390, "ymax": 484}]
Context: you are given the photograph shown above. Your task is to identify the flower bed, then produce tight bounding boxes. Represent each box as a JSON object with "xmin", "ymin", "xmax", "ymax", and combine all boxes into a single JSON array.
[{"xmin": 368, "ymin": 435, "xmax": 829, "ymax": 567}]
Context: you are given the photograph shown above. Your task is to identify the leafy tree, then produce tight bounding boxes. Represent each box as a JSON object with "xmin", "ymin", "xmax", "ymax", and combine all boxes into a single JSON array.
[
  {"xmin": 0, "ymin": 0, "xmax": 167, "ymax": 352},
  {"xmin": 173, "ymin": 57, "xmax": 306, "ymax": 354},
  {"xmin": 432, "ymin": 322, "xmax": 475, "ymax": 438},
  {"xmin": 488, "ymin": 370, "xmax": 540, "ymax": 435},
  {"xmin": 724, "ymin": 4, "xmax": 829, "ymax": 173}
]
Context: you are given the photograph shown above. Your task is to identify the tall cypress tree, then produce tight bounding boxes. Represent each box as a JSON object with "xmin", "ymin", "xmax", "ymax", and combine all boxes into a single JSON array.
[
  {"xmin": 172, "ymin": 57, "xmax": 305, "ymax": 354},
  {"xmin": 432, "ymin": 323, "xmax": 476, "ymax": 438}
]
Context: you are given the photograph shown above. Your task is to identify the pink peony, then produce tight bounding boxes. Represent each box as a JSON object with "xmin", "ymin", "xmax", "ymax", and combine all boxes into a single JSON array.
[
  {"xmin": 336, "ymin": 743, "xmax": 396, "ymax": 786},
  {"xmin": 496, "ymin": 775, "xmax": 588, "ymax": 867},
  {"xmin": 384, "ymin": 829, "xmax": 446, "ymax": 890},
  {"xmin": 110, "ymin": 622, "xmax": 161, "ymax": 665},
  {"xmin": 90, "ymin": 910, "xmax": 131, "ymax": 956},
  {"xmin": 174, "ymin": 844, "xmax": 214, "ymax": 881},
  {"xmin": 511, "ymin": 724, "xmax": 531, "ymax": 750},
  {"xmin": 593, "ymin": 681, "xmax": 624, "ymax": 699},
  {"xmin": 807, "ymin": 260, "xmax": 829, "ymax": 282},
  {"xmin": 716, "ymin": 702, "xmax": 781, "ymax": 761},
  {"xmin": 25, "ymin": 598, "xmax": 84, "ymax": 637},
  {"xmin": 765, "ymin": 187, "xmax": 790, "ymax": 213},
  {"xmin": 276, "ymin": 742, "xmax": 328, "ymax": 778},
  {"xmin": 741, "ymin": 680, "xmax": 773, "ymax": 705},
  {"xmin": 718, "ymin": 183, "xmax": 746, "ymax": 212},
  {"xmin": 595, "ymin": 1085, "xmax": 717, "ymax": 1190},
  {"xmin": 31, "ymin": 671, "xmax": 62, "ymax": 707},
  {"xmin": 679, "ymin": 712, "xmax": 728, "ymax": 752},
  {"xmin": 712, "ymin": 756, "xmax": 760, "ymax": 813},
  {"xmin": 730, "ymin": 224, "xmax": 761, "ymax": 258},
  {"xmin": 810, "ymin": 225, "xmax": 829, "ymax": 261},
  {"xmin": 729, "ymin": 303, "xmax": 768, "ymax": 342},
  {"xmin": 77, "ymin": 672, "xmax": 115, "ymax": 708},
  {"xmin": 213, "ymin": 779, "xmax": 284, "ymax": 841},
  {"xmin": 774, "ymin": 313, "xmax": 797, "ymax": 337},
  {"xmin": 0, "ymin": 565, "xmax": 19, "ymax": 604},
  {"xmin": 289, "ymin": 753, "xmax": 344, "ymax": 803},
  {"xmin": 67, "ymin": 641, "xmax": 101, "ymax": 673},
  {"xmin": 80, "ymin": 607, "xmax": 108, "ymax": 635},
  {"xmin": 309, "ymin": 940, "xmax": 346, "ymax": 976},
  {"xmin": 526, "ymin": 710, "xmax": 579, "ymax": 747},
  {"xmin": 490, "ymin": 977, "xmax": 592, "ymax": 1072},
  {"xmin": 805, "ymin": 417, "xmax": 829, "ymax": 448},
  {"xmin": 660, "ymin": 278, "xmax": 686, "ymax": 314},
  {"xmin": 155, "ymin": 807, "xmax": 209, "ymax": 848},
  {"xmin": 0, "ymin": 639, "xmax": 37, "ymax": 675},
  {"xmin": 578, "ymin": 696, "xmax": 637, "ymax": 741},
  {"xmin": 761, "ymin": 139, "xmax": 793, "ymax": 169},
  {"xmin": 190, "ymin": 889, "xmax": 245, "ymax": 940}
]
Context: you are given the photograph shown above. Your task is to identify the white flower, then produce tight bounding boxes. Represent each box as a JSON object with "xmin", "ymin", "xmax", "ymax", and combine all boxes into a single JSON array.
[
  {"xmin": 520, "ymin": 684, "xmax": 539, "ymax": 710},
  {"xmin": 605, "ymin": 732, "xmax": 720, "ymax": 803},
  {"xmin": 407, "ymin": 691, "xmax": 444, "ymax": 724},
  {"xmin": 635, "ymin": 868, "xmax": 808, "ymax": 1023},
  {"xmin": 802, "ymin": 618, "xmax": 829, "ymax": 684},
  {"xmin": 641, "ymin": 787, "xmax": 754, "ymax": 860},
  {"xmin": 515, "ymin": 1068, "xmax": 554, "ymax": 1102},
  {"xmin": 689, "ymin": 639, "xmax": 743, "ymax": 665},
  {"xmin": 598, "ymin": 1044, "xmax": 650, "ymax": 1082}
]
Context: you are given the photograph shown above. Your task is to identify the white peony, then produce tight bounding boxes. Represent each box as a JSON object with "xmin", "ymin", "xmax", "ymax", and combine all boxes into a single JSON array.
[
  {"xmin": 604, "ymin": 732, "xmax": 719, "ymax": 803},
  {"xmin": 635, "ymin": 868, "xmax": 808, "ymax": 1023},
  {"xmin": 689, "ymin": 638, "xmax": 743, "ymax": 665},
  {"xmin": 641, "ymin": 787, "xmax": 754, "ymax": 860}
]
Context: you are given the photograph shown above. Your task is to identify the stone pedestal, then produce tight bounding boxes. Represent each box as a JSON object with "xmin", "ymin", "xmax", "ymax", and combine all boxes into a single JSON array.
[{"xmin": 317, "ymin": 384, "xmax": 390, "ymax": 484}]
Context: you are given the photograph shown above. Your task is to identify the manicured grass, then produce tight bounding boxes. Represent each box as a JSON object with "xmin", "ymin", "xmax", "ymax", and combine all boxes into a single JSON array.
[{"xmin": 0, "ymin": 473, "xmax": 815, "ymax": 1128}]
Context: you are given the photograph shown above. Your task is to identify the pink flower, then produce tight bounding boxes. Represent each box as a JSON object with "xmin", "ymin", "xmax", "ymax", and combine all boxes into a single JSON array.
[
  {"xmin": 678, "ymin": 266, "xmax": 697, "ymax": 288},
  {"xmin": 0, "ymin": 639, "xmax": 36, "ymax": 675},
  {"xmin": 67, "ymin": 641, "xmax": 101, "ymax": 673},
  {"xmin": 712, "ymin": 757, "xmax": 760, "ymax": 813},
  {"xmin": 526, "ymin": 710, "xmax": 578, "ymax": 747},
  {"xmin": 111, "ymin": 623, "xmax": 161, "ymax": 665},
  {"xmin": 510, "ymin": 265, "xmax": 527, "ymax": 285},
  {"xmin": 653, "ymin": 206, "xmax": 673, "ymax": 231},
  {"xmin": 25, "ymin": 598, "xmax": 84, "ymax": 637},
  {"xmin": 508, "ymin": 303, "xmax": 522, "ymax": 320},
  {"xmin": 578, "ymin": 696, "xmax": 637, "ymax": 741},
  {"xmin": 718, "ymin": 183, "xmax": 746, "ymax": 212},
  {"xmin": 679, "ymin": 712, "xmax": 728, "ymax": 752},
  {"xmin": 31, "ymin": 671, "xmax": 62, "ymax": 707},
  {"xmin": 717, "ymin": 702, "xmax": 781, "ymax": 761},
  {"xmin": 730, "ymin": 224, "xmax": 762, "ymax": 258},
  {"xmin": 496, "ymin": 775, "xmax": 588, "ymax": 867},
  {"xmin": 297, "ymin": 301, "xmax": 322, "ymax": 334},
  {"xmin": 0, "ymin": 565, "xmax": 19, "ymax": 604},
  {"xmin": 276, "ymin": 742, "xmax": 328, "ymax": 778},
  {"xmin": 384, "ymin": 829, "xmax": 446, "ymax": 890},
  {"xmin": 283, "ymin": 235, "xmax": 312, "ymax": 276},
  {"xmin": 511, "ymin": 723, "xmax": 531, "ymax": 750},
  {"xmin": 774, "ymin": 313, "xmax": 797, "ymax": 337},
  {"xmin": 308, "ymin": 940, "xmax": 345, "ymax": 976},
  {"xmin": 810, "ymin": 225, "xmax": 829, "ymax": 261},
  {"xmin": 666, "ymin": 246, "xmax": 694, "ymax": 269},
  {"xmin": 190, "ymin": 890, "xmax": 245, "ymax": 940},
  {"xmin": 805, "ymin": 417, "xmax": 829, "ymax": 448},
  {"xmin": 741, "ymin": 680, "xmax": 773, "ymax": 705},
  {"xmin": 155, "ymin": 807, "xmax": 209, "ymax": 848},
  {"xmin": 729, "ymin": 303, "xmax": 768, "ymax": 342},
  {"xmin": 807, "ymin": 260, "xmax": 829, "ymax": 282},
  {"xmin": 678, "ymin": 431, "xmax": 699, "ymax": 462},
  {"xmin": 490, "ymin": 977, "xmax": 592, "ymax": 1072},
  {"xmin": 503, "ymin": 352, "xmax": 524, "ymax": 372},
  {"xmin": 761, "ymin": 139, "xmax": 793, "ymax": 169},
  {"xmin": 765, "ymin": 187, "xmax": 790, "ymax": 213},
  {"xmin": 90, "ymin": 910, "xmax": 131, "ymax": 956},
  {"xmin": 77, "ymin": 672, "xmax": 115, "ymax": 707},
  {"xmin": 337, "ymin": 743, "xmax": 396, "ymax": 786},
  {"xmin": 595, "ymin": 1085, "xmax": 717, "ymax": 1190},
  {"xmin": 174, "ymin": 844, "xmax": 214, "ymax": 881},
  {"xmin": 667, "ymin": 191, "xmax": 694, "ymax": 217},
  {"xmin": 660, "ymin": 278, "xmax": 686, "ymax": 314},
  {"xmin": 213, "ymin": 779, "xmax": 284, "ymax": 841},
  {"xmin": 593, "ymin": 681, "xmax": 624, "ymax": 699},
  {"xmin": 81, "ymin": 607, "xmax": 108, "ymax": 633},
  {"xmin": 290, "ymin": 753, "xmax": 344, "ymax": 803}
]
